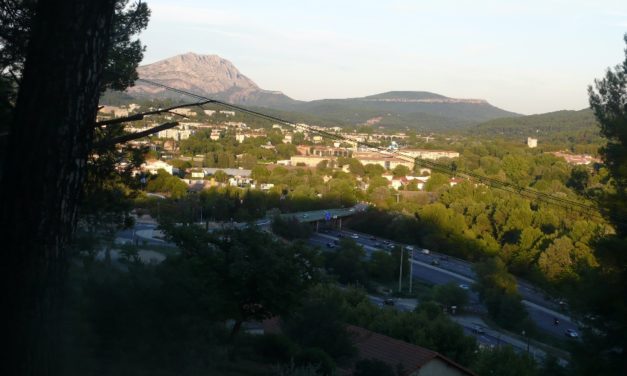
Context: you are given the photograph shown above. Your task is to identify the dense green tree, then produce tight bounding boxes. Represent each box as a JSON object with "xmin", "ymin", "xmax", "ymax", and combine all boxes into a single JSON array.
[
  {"xmin": 165, "ymin": 227, "xmax": 319, "ymax": 338},
  {"xmin": 568, "ymin": 33, "xmax": 627, "ymax": 375},
  {"xmin": 424, "ymin": 172, "xmax": 449, "ymax": 191},
  {"xmin": 325, "ymin": 239, "xmax": 368, "ymax": 286},
  {"xmin": 433, "ymin": 282, "xmax": 469, "ymax": 309},
  {"xmin": 471, "ymin": 346, "xmax": 538, "ymax": 376},
  {"xmin": 283, "ymin": 292, "xmax": 356, "ymax": 361},
  {"xmin": 212, "ymin": 169, "xmax": 228, "ymax": 183},
  {"xmin": 0, "ymin": 1, "xmax": 150, "ymax": 374},
  {"xmin": 474, "ymin": 258, "xmax": 529, "ymax": 330},
  {"xmin": 368, "ymin": 251, "xmax": 397, "ymax": 282},
  {"xmin": 272, "ymin": 215, "xmax": 313, "ymax": 240},
  {"xmin": 567, "ymin": 165, "xmax": 590, "ymax": 194},
  {"xmin": 145, "ymin": 169, "xmax": 188, "ymax": 198},
  {"xmin": 537, "ymin": 236, "xmax": 576, "ymax": 282},
  {"xmin": 392, "ymin": 164, "xmax": 411, "ymax": 177},
  {"xmin": 364, "ymin": 163, "xmax": 385, "ymax": 177},
  {"xmin": 589, "ymin": 34, "xmax": 627, "ymax": 234}
]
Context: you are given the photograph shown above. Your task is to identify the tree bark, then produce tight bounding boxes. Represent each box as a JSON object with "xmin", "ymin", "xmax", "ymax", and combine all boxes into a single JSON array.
[{"xmin": 0, "ymin": 1, "xmax": 116, "ymax": 374}]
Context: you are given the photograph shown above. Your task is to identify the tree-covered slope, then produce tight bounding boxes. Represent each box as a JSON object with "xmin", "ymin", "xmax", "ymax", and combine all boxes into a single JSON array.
[{"xmin": 474, "ymin": 109, "xmax": 600, "ymax": 137}]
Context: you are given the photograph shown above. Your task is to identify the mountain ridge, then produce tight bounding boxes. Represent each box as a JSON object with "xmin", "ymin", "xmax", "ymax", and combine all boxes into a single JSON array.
[{"xmin": 125, "ymin": 52, "xmax": 520, "ymax": 129}]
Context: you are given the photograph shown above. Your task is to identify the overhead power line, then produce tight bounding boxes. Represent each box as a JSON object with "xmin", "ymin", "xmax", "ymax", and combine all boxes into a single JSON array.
[{"xmin": 135, "ymin": 78, "xmax": 605, "ymax": 220}]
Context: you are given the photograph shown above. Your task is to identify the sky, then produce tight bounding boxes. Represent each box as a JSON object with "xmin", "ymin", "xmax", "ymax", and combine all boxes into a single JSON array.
[{"xmin": 139, "ymin": 0, "xmax": 627, "ymax": 115}]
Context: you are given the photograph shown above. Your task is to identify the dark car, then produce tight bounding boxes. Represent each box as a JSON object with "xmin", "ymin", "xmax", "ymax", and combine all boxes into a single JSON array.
[
  {"xmin": 369, "ymin": 236, "xmax": 377, "ymax": 241},
  {"xmin": 430, "ymin": 259, "xmax": 440, "ymax": 266},
  {"xmin": 326, "ymin": 242, "xmax": 335, "ymax": 248},
  {"xmin": 439, "ymin": 255, "xmax": 449, "ymax": 261},
  {"xmin": 383, "ymin": 299, "xmax": 395, "ymax": 306}
]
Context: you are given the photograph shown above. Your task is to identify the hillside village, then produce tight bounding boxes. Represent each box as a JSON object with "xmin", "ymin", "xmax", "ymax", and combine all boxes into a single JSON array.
[{"xmin": 99, "ymin": 103, "xmax": 600, "ymax": 201}]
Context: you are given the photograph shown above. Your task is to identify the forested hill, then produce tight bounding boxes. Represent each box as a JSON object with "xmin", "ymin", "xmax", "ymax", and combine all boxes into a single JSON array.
[
  {"xmin": 285, "ymin": 90, "xmax": 519, "ymax": 131},
  {"xmin": 473, "ymin": 109, "xmax": 600, "ymax": 137}
]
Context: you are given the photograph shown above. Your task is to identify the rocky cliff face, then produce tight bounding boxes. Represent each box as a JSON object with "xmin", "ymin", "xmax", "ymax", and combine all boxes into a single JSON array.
[{"xmin": 128, "ymin": 52, "xmax": 294, "ymax": 105}]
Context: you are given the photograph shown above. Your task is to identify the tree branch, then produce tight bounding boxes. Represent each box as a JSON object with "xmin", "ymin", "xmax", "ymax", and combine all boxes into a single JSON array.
[
  {"xmin": 95, "ymin": 99, "xmax": 214, "ymax": 126},
  {"xmin": 96, "ymin": 121, "xmax": 178, "ymax": 147}
]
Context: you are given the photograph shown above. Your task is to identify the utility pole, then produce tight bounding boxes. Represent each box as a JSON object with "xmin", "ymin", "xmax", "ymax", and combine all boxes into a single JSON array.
[
  {"xmin": 398, "ymin": 246, "xmax": 404, "ymax": 293},
  {"xmin": 408, "ymin": 249, "xmax": 413, "ymax": 294}
]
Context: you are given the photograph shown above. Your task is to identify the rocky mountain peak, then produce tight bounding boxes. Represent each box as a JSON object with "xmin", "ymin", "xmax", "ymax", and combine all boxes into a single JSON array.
[{"xmin": 129, "ymin": 53, "xmax": 261, "ymax": 97}]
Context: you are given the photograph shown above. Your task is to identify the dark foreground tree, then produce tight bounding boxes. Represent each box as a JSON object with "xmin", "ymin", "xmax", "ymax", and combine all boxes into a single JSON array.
[
  {"xmin": 0, "ymin": 1, "xmax": 117, "ymax": 374},
  {"xmin": 571, "ymin": 33, "xmax": 627, "ymax": 375}
]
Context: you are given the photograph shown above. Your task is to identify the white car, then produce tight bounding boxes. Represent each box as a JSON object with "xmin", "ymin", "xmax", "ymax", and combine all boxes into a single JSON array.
[
  {"xmin": 459, "ymin": 284, "xmax": 470, "ymax": 290},
  {"xmin": 350, "ymin": 234, "xmax": 359, "ymax": 239},
  {"xmin": 406, "ymin": 246, "xmax": 414, "ymax": 251},
  {"xmin": 421, "ymin": 249, "xmax": 430, "ymax": 255},
  {"xmin": 565, "ymin": 329, "xmax": 579, "ymax": 338}
]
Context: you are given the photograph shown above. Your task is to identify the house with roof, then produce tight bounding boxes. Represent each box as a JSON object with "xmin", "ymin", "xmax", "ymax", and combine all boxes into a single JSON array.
[
  {"xmin": 449, "ymin": 177, "xmax": 465, "ymax": 187},
  {"xmin": 142, "ymin": 160, "xmax": 178, "ymax": 175},
  {"xmin": 261, "ymin": 318, "xmax": 475, "ymax": 376},
  {"xmin": 345, "ymin": 325, "xmax": 477, "ymax": 376}
]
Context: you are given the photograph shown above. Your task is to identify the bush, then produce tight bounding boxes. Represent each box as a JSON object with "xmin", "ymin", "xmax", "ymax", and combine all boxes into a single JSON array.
[
  {"xmin": 254, "ymin": 334, "xmax": 299, "ymax": 364},
  {"xmin": 433, "ymin": 282, "xmax": 469, "ymax": 309},
  {"xmin": 295, "ymin": 347, "xmax": 336, "ymax": 375},
  {"xmin": 272, "ymin": 215, "xmax": 313, "ymax": 240}
]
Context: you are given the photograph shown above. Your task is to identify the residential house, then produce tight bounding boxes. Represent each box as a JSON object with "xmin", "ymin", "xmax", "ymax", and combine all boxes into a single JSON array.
[
  {"xmin": 550, "ymin": 151, "xmax": 601, "ymax": 165},
  {"xmin": 402, "ymin": 149, "xmax": 460, "ymax": 160},
  {"xmin": 142, "ymin": 160, "xmax": 178, "ymax": 175},
  {"xmin": 261, "ymin": 319, "xmax": 476, "ymax": 376},
  {"xmin": 210, "ymin": 129, "xmax": 221, "ymax": 141},
  {"xmin": 353, "ymin": 151, "xmax": 414, "ymax": 170},
  {"xmin": 345, "ymin": 325, "xmax": 477, "ymax": 376},
  {"xmin": 290, "ymin": 155, "xmax": 331, "ymax": 167},
  {"xmin": 449, "ymin": 177, "xmax": 464, "ymax": 187}
]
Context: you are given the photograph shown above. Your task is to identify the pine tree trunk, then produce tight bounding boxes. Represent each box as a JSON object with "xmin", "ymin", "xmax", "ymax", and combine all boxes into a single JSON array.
[{"xmin": 0, "ymin": 1, "xmax": 116, "ymax": 374}]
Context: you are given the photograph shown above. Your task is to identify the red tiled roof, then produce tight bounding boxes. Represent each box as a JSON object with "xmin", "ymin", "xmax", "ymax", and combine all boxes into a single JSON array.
[
  {"xmin": 347, "ymin": 325, "xmax": 437, "ymax": 374},
  {"xmin": 346, "ymin": 325, "xmax": 477, "ymax": 376},
  {"xmin": 261, "ymin": 319, "xmax": 476, "ymax": 376}
]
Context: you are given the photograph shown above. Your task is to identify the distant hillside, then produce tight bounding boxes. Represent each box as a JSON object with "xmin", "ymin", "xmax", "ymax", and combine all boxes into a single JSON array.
[
  {"xmin": 473, "ymin": 109, "xmax": 600, "ymax": 138},
  {"xmin": 283, "ymin": 91, "xmax": 518, "ymax": 130},
  {"xmin": 121, "ymin": 53, "xmax": 520, "ymax": 130}
]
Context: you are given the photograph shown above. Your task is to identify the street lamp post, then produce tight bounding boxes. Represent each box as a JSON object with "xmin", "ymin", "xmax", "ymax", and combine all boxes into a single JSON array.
[
  {"xmin": 398, "ymin": 246, "xmax": 404, "ymax": 293},
  {"xmin": 408, "ymin": 249, "xmax": 413, "ymax": 294},
  {"xmin": 522, "ymin": 330, "xmax": 530, "ymax": 355}
]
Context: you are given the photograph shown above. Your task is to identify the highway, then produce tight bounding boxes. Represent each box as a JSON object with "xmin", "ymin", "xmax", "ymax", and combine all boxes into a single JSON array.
[
  {"xmin": 309, "ymin": 228, "xmax": 580, "ymax": 340},
  {"xmin": 118, "ymin": 206, "xmax": 579, "ymax": 344}
]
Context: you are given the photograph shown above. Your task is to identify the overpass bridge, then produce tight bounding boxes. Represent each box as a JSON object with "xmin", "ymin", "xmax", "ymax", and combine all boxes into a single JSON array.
[{"xmin": 275, "ymin": 204, "xmax": 367, "ymax": 230}]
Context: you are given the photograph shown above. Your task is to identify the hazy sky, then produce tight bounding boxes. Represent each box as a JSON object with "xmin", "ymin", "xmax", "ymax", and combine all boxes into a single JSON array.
[{"xmin": 139, "ymin": 0, "xmax": 627, "ymax": 114}]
